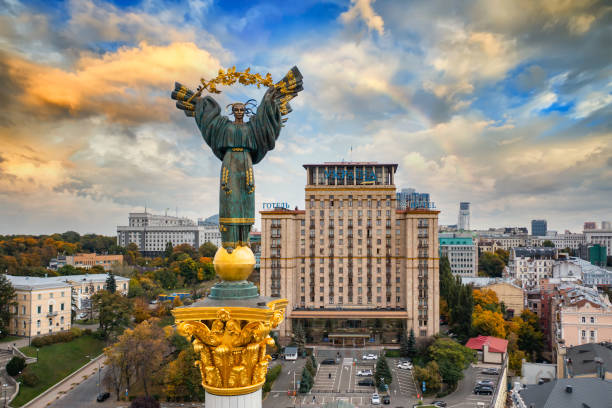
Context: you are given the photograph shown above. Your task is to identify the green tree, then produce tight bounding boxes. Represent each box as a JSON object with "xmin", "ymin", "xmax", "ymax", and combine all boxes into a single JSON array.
[
  {"xmin": 57, "ymin": 265, "xmax": 81, "ymax": 275},
  {"xmin": 154, "ymin": 268, "xmax": 178, "ymax": 290},
  {"xmin": 6, "ymin": 356, "xmax": 25, "ymax": 376},
  {"xmin": 478, "ymin": 252, "xmax": 505, "ymax": 277},
  {"xmin": 407, "ymin": 328, "xmax": 417, "ymax": 358},
  {"xmin": 198, "ymin": 242, "xmax": 218, "ymax": 258},
  {"xmin": 92, "ymin": 290, "xmax": 132, "ymax": 337},
  {"xmin": 163, "ymin": 347, "xmax": 204, "ymax": 401},
  {"xmin": 541, "ymin": 240, "xmax": 555, "ymax": 248},
  {"xmin": 106, "ymin": 272, "xmax": 117, "ymax": 294},
  {"xmin": 413, "ymin": 361, "xmax": 442, "ymax": 395},
  {"xmin": 375, "ymin": 356, "xmax": 392, "ymax": 391},
  {"xmin": 164, "ymin": 242, "xmax": 174, "ymax": 259},
  {"xmin": 429, "ymin": 338, "xmax": 476, "ymax": 386},
  {"xmin": 299, "ymin": 367, "xmax": 312, "ymax": 393},
  {"xmin": 292, "ymin": 321, "xmax": 306, "ymax": 352},
  {"xmin": 0, "ymin": 274, "xmax": 16, "ymax": 339}
]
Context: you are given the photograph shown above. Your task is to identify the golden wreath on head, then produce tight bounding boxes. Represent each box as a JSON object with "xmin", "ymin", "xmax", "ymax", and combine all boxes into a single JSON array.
[{"xmin": 172, "ymin": 66, "xmax": 302, "ymax": 118}]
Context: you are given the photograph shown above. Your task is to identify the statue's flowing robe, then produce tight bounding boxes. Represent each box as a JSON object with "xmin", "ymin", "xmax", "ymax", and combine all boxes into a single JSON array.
[{"xmin": 195, "ymin": 91, "xmax": 282, "ymax": 249}]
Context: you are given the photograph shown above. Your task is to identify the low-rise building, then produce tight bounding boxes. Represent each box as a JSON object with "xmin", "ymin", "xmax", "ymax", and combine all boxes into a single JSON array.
[
  {"xmin": 532, "ymin": 233, "xmax": 586, "ymax": 250},
  {"xmin": 509, "ymin": 247, "xmax": 557, "ymax": 290},
  {"xmin": 556, "ymin": 342, "xmax": 612, "ymax": 380},
  {"xmin": 555, "ymin": 285, "xmax": 612, "ymax": 347},
  {"xmin": 4, "ymin": 273, "xmax": 130, "ymax": 338},
  {"xmin": 484, "ymin": 281, "xmax": 524, "ymax": 317},
  {"xmin": 583, "ymin": 223, "xmax": 612, "ymax": 256},
  {"xmin": 465, "ymin": 335, "xmax": 508, "ymax": 364},
  {"xmin": 49, "ymin": 253, "xmax": 124, "ymax": 271},
  {"xmin": 516, "ymin": 378, "xmax": 612, "ymax": 408},
  {"xmin": 439, "ymin": 236, "xmax": 478, "ymax": 277},
  {"xmin": 4, "ymin": 275, "xmax": 72, "ymax": 337}
]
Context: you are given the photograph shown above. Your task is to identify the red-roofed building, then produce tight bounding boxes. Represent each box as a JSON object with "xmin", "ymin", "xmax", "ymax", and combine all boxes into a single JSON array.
[{"xmin": 466, "ymin": 335, "xmax": 508, "ymax": 364}]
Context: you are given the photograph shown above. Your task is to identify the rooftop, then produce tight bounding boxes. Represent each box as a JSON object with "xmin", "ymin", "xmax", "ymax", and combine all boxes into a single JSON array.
[
  {"xmin": 565, "ymin": 343, "xmax": 612, "ymax": 377},
  {"xmin": 518, "ymin": 378, "xmax": 612, "ymax": 408},
  {"xmin": 465, "ymin": 335, "xmax": 508, "ymax": 353},
  {"xmin": 439, "ymin": 237, "xmax": 474, "ymax": 245},
  {"xmin": 4, "ymin": 274, "xmax": 129, "ymax": 291}
]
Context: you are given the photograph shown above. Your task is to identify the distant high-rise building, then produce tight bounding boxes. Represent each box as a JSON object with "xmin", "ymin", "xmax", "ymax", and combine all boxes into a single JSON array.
[
  {"xmin": 531, "ymin": 219, "xmax": 548, "ymax": 236},
  {"xmin": 117, "ymin": 212, "xmax": 221, "ymax": 256},
  {"xmin": 584, "ymin": 222, "xmax": 597, "ymax": 230},
  {"xmin": 396, "ymin": 188, "xmax": 431, "ymax": 210},
  {"xmin": 602, "ymin": 221, "xmax": 611, "ymax": 230},
  {"xmin": 584, "ymin": 222, "xmax": 612, "ymax": 257},
  {"xmin": 458, "ymin": 202, "xmax": 470, "ymax": 230},
  {"xmin": 260, "ymin": 161, "xmax": 440, "ymax": 342}
]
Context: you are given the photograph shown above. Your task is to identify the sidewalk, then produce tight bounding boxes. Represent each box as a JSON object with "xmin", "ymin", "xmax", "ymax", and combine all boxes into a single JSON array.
[{"xmin": 22, "ymin": 354, "xmax": 105, "ymax": 408}]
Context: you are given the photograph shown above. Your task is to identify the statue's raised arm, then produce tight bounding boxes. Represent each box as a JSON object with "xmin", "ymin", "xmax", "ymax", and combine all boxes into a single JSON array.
[{"xmin": 170, "ymin": 67, "xmax": 303, "ymax": 254}]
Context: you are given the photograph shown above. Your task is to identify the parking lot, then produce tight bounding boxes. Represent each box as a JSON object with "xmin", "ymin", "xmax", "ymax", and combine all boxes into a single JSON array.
[
  {"xmin": 441, "ymin": 363, "xmax": 501, "ymax": 408},
  {"xmin": 387, "ymin": 358, "xmax": 418, "ymax": 397}
]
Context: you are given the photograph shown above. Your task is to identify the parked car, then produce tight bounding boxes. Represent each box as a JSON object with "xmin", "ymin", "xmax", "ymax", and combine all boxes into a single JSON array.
[
  {"xmin": 432, "ymin": 401, "xmax": 447, "ymax": 407},
  {"xmin": 357, "ymin": 369, "xmax": 373, "ymax": 376},
  {"xmin": 321, "ymin": 358, "xmax": 336, "ymax": 365},
  {"xmin": 96, "ymin": 392, "xmax": 110, "ymax": 402},
  {"xmin": 477, "ymin": 379, "xmax": 494, "ymax": 387},
  {"xmin": 397, "ymin": 362, "xmax": 413, "ymax": 370},
  {"xmin": 371, "ymin": 393, "xmax": 380, "ymax": 405},
  {"xmin": 363, "ymin": 354, "xmax": 378, "ymax": 360},
  {"xmin": 358, "ymin": 378, "xmax": 376, "ymax": 386},
  {"xmin": 270, "ymin": 353, "xmax": 279, "ymax": 360},
  {"xmin": 474, "ymin": 384, "xmax": 494, "ymax": 395},
  {"xmin": 481, "ymin": 368, "xmax": 500, "ymax": 375},
  {"xmin": 382, "ymin": 395, "xmax": 390, "ymax": 404}
]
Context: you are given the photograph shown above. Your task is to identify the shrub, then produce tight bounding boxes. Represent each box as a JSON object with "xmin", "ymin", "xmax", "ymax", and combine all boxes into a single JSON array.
[
  {"xmin": 21, "ymin": 368, "xmax": 39, "ymax": 386},
  {"xmin": 266, "ymin": 364, "xmax": 282, "ymax": 383},
  {"xmin": 129, "ymin": 396, "xmax": 160, "ymax": 407},
  {"xmin": 385, "ymin": 349, "xmax": 401, "ymax": 357},
  {"xmin": 92, "ymin": 329, "xmax": 107, "ymax": 340},
  {"xmin": 31, "ymin": 331, "xmax": 76, "ymax": 347},
  {"xmin": 83, "ymin": 328, "xmax": 93, "ymax": 335},
  {"xmin": 71, "ymin": 327, "xmax": 83, "ymax": 337},
  {"xmin": 6, "ymin": 356, "xmax": 26, "ymax": 376}
]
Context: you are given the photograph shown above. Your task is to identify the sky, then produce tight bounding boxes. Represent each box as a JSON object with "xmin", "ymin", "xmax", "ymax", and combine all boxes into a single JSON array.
[{"xmin": 0, "ymin": 0, "xmax": 610, "ymax": 236}]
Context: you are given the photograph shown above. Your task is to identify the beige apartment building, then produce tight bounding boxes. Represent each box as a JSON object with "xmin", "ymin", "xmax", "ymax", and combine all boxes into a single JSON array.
[
  {"xmin": 5, "ymin": 274, "xmax": 130, "ymax": 338},
  {"xmin": 260, "ymin": 162, "xmax": 440, "ymax": 344},
  {"xmin": 5, "ymin": 276, "xmax": 72, "ymax": 337}
]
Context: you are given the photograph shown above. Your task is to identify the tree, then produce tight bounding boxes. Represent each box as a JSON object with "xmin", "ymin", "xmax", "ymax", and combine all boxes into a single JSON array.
[
  {"xmin": 428, "ymin": 338, "xmax": 476, "ymax": 386},
  {"xmin": 541, "ymin": 240, "xmax": 555, "ymax": 248},
  {"xmin": 92, "ymin": 290, "xmax": 132, "ymax": 338},
  {"xmin": 106, "ymin": 319, "xmax": 170, "ymax": 398},
  {"xmin": 132, "ymin": 297, "xmax": 151, "ymax": 323},
  {"xmin": 473, "ymin": 289, "xmax": 500, "ymax": 312},
  {"xmin": 472, "ymin": 306, "xmax": 506, "ymax": 338},
  {"xmin": 375, "ymin": 356, "xmax": 392, "ymax": 391},
  {"xmin": 163, "ymin": 347, "xmax": 204, "ymax": 401},
  {"xmin": 413, "ymin": 361, "xmax": 442, "ymax": 395},
  {"xmin": 57, "ymin": 265, "xmax": 81, "ymax": 275},
  {"xmin": 292, "ymin": 321, "xmax": 306, "ymax": 352},
  {"xmin": 129, "ymin": 396, "xmax": 160, "ymax": 408},
  {"xmin": 0, "ymin": 274, "xmax": 16, "ymax": 338},
  {"xmin": 299, "ymin": 367, "xmax": 312, "ymax": 393},
  {"xmin": 198, "ymin": 242, "xmax": 218, "ymax": 258},
  {"xmin": 407, "ymin": 328, "xmax": 417, "ymax": 358},
  {"xmin": 106, "ymin": 272, "xmax": 117, "ymax": 294},
  {"xmin": 164, "ymin": 242, "xmax": 174, "ymax": 259},
  {"xmin": 478, "ymin": 252, "xmax": 505, "ymax": 277},
  {"xmin": 6, "ymin": 356, "xmax": 25, "ymax": 376},
  {"xmin": 154, "ymin": 268, "xmax": 178, "ymax": 290}
]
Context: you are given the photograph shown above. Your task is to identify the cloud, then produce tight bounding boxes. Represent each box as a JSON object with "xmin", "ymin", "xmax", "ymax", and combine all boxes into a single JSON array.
[
  {"xmin": 3, "ymin": 41, "xmax": 222, "ymax": 123},
  {"xmin": 340, "ymin": 0, "xmax": 385, "ymax": 35}
]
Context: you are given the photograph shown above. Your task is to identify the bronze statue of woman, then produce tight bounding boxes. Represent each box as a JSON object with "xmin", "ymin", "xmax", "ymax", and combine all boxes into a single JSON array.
[{"xmin": 171, "ymin": 67, "xmax": 302, "ymax": 257}]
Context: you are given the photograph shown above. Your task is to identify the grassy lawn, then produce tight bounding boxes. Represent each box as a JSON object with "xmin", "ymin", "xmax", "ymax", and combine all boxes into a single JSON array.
[
  {"xmin": 0, "ymin": 335, "xmax": 20, "ymax": 343},
  {"xmin": 11, "ymin": 335, "xmax": 106, "ymax": 407}
]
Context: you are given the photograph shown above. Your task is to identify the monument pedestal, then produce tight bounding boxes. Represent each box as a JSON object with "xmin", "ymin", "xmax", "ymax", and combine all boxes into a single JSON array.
[
  {"xmin": 172, "ymin": 246, "xmax": 287, "ymax": 408},
  {"xmin": 205, "ymin": 389, "xmax": 261, "ymax": 408}
]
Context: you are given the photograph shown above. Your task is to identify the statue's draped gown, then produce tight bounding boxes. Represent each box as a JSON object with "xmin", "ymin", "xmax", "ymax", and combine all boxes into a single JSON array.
[{"xmin": 195, "ymin": 91, "xmax": 282, "ymax": 250}]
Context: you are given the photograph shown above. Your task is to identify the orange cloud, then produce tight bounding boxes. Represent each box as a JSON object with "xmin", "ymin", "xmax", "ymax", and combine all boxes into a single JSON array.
[{"xmin": 4, "ymin": 42, "xmax": 222, "ymax": 123}]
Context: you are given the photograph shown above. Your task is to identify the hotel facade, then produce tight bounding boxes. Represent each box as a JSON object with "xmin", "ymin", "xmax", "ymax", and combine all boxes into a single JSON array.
[{"xmin": 260, "ymin": 162, "xmax": 440, "ymax": 344}]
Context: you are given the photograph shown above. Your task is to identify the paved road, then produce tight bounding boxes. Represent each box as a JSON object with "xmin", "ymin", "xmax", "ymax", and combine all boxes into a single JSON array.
[
  {"xmin": 439, "ymin": 363, "xmax": 501, "ymax": 408},
  {"xmin": 47, "ymin": 365, "xmax": 115, "ymax": 408}
]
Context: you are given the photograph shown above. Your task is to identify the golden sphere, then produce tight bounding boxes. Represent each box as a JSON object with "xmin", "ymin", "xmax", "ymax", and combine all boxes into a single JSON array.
[{"xmin": 213, "ymin": 246, "xmax": 256, "ymax": 281}]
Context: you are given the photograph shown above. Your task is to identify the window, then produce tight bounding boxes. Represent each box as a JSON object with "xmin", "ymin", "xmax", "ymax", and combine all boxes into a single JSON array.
[
  {"xmin": 590, "ymin": 330, "xmax": 595, "ymax": 338},
  {"xmin": 22, "ymin": 306, "xmax": 25, "ymax": 315},
  {"xmin": 581, "ymin": 316, "xmax": 586, "ymax": 323},
  {"xmin": 37, "ymin": 320, "xmax": 41, "ymax": 328},
  {"xmin": 38, "ymin": 294, "xmax": 42, "ymax": 300},
  {"xmin": 37, "ymin": 306, "xmax": 41, "ymax": 314},
  {"xmin": 48, "ymin": 305, "xmax": 53, "ymax": 313},
  {"xmin": 590, "ymin": 317, "xmax": 595, "ymax": 324},
  {"xmin": 60, "ymin": 303, "xmax": 65, "ymax": 311},
  {"xmin": 581, "ymin": 330, "xmax": 586, "ymax": 337}
]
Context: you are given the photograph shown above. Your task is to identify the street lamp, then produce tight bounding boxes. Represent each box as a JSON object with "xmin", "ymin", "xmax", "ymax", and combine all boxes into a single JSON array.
[{"xmin": 2, "ymin": 383, "xmax": 8, "ymax": 408}]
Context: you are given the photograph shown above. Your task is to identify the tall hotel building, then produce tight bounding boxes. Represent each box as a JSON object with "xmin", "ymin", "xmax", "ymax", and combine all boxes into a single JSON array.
[{"xmin": 260, "ymin": 162, "xmax": 440, "ymax": 344}]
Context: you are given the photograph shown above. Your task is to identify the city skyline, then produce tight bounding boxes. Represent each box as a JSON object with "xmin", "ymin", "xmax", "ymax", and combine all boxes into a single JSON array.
[{"xmin": 1, "ymin": 0, "xmax": 611, "ymax": 235}]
